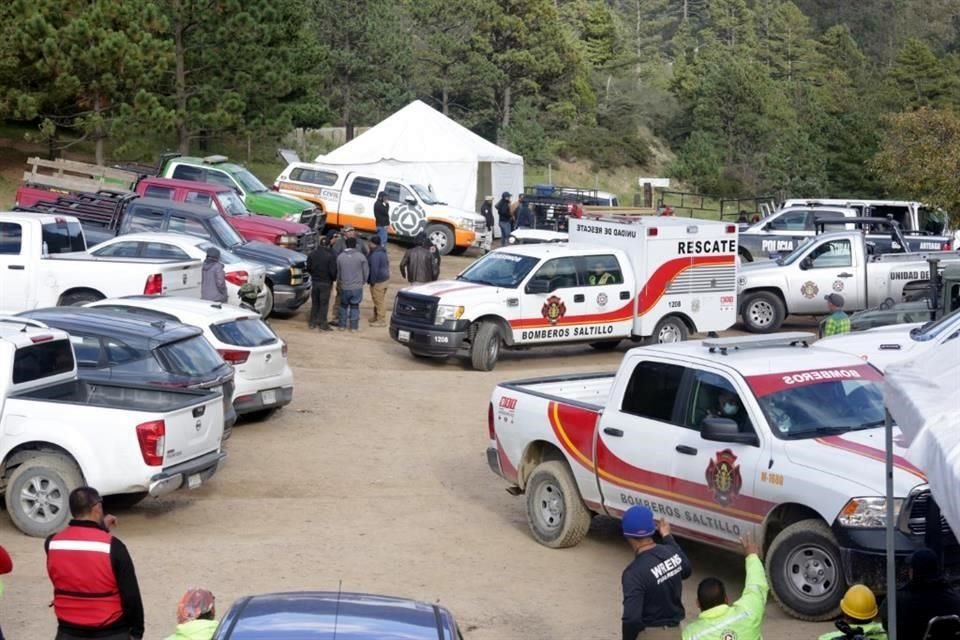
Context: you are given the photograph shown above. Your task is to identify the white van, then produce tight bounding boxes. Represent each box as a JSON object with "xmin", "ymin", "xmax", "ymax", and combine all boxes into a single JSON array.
[{"xmin": 273, "ymin": 162, "xmax": 489, "ymax": 255}]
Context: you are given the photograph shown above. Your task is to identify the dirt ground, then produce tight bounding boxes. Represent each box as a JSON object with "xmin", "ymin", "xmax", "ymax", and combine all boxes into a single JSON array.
[{"xmin": 1, "ymin": 246, "xmax": 836, "ymax": 639}]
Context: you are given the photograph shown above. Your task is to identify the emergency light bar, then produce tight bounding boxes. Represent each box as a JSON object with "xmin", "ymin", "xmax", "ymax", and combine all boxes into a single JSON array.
[{"xmin": 703, "ymin": 332, "xmax": 815, "ymax": 354}]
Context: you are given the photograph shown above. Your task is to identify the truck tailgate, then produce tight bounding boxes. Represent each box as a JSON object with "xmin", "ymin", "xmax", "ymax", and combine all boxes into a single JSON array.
[
  {"xmin": 162, "ymin": 390, "xmax": 224, "ymax": 467},
  {"xmin": 154, "ymin": 261, "xmax": 202, "ymax": 296},
  {"xmin": 500, "ymin": 372, "xmax": 616, "ymax": 408}
]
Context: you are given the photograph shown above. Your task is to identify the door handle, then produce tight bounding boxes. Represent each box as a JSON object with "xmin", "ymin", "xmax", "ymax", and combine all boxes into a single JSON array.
[
  {"xmin": 574, "ymin": 294, "xmax": 585, "ymax": 303},
  {"xmin": 619, "ymin": 290, "xmax": 630, "ymax": 300},
  {"xmin": 603, "ymin": 427, "xmax": 624, "ymax": 437},
  {"xmin": 837, "ymin": 272, "xmax": 853, "ymax": 278},
  {"xmin": 675, "ymin": 445, "xmax": 698, "ymax": 455},
  {"xmin": 7, "ymin": 265, "xmax": 24, "ymax": 270}
]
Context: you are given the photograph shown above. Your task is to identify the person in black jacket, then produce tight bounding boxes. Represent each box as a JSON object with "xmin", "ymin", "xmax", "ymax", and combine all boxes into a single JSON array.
[
  {"xmin": 621, "ymin": 505, "xmax": 691, "ymax": 640},
  {"xmin": 45, "ymin": 487, "xmax": 144, "ymax": 640},
  {"xmin": 880, "ymin": 547, "xmax": 960, "ymax": 640},
  {"xmin": 306, "ymin": 235, "xmax": 337, "ymax": 331},
  {"xmin": 515, "ymin": 194, "xmax": 533, "ymax": 229},
  {"xmin": 495, "ymin": 192, "xmax": 513, "ymax": 247},
  {"xmin": 373, "ymin": 191, "xmax": 390, "ymax": 247},
  {"xmin": 480, "ymin": 195, "xmax": 495, "ymax": 252}
]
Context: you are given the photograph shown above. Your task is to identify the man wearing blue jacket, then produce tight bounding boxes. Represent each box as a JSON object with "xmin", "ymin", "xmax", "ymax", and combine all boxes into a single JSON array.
[{"xmin": 367, "ymin": 235, "xmax": 390, "ymax": 327}]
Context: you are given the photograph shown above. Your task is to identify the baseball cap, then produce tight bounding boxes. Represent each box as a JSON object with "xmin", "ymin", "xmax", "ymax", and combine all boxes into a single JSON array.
[
  {"xmin": 824, "ymin": 293, "xmax": 845, "ymax": 307},
  {"xmin": 205, "ymin": 246, "xmax": 220, "ymax": 259},
  {"xmin": 502, "ymin": 191, "xmax": 511, "ymax": 198},
  {"xmin": 343, "ymin": 224, "xmax": 355, "ymax": 232},
  {"xmin": 622, "ymin": 505, "xmax": 657, "ymax": 538}
]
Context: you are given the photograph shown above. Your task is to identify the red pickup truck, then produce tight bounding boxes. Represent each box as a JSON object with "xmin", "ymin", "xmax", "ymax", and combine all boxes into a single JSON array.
[{"xmin": 15, "ymin": 177, "xmax": 316, "ymax": 254}]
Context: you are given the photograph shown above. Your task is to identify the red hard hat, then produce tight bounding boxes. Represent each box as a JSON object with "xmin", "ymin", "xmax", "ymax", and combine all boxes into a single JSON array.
[{"xmin": 177, "ymin": 588, "xmax": 215, "ymax": 623}]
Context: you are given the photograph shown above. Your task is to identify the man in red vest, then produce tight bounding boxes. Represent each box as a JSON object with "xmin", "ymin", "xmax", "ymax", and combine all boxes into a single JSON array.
[{"xmin": 45, "ymin": 487, "xmax": 144, "ymax": 640}]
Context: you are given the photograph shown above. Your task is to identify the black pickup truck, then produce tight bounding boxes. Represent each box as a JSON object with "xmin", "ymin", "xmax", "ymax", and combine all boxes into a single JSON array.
[{"xmin": 21, "ymin": 193, "xmax": 310, "ymax": 315}]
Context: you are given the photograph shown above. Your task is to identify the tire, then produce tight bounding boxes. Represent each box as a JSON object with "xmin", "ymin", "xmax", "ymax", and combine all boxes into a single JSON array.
[
  {"xmin": 104, "ymin": 491, "xmax": 148, "ymax": 510},
  {"xmin": 651, "ymin": 316, "xmax": 689, "ymax": 343},
  {"xmin": 449, "ymin": 245, "xmax": 469, "ymax": 256},
  {"xmin": 257, "ymin": 286, "xmax": 275, "ymax": 319},
  {"xmin": 5, "ymin": 453, "xmax": 83, "ymax": 537},
  {"xmin": 589, "ymin": 340, "xmax": 621, "ymax": 351},
  {"xmin": 741, "ymin": 291, "xmax": 786, "ymax": 333},
  {"xmin": 524, "ymin": 460, "xmax": 591, "ymax": 548},
  {"xmin": 470, "ymin": 322, "xmax": 501, "ymax": 371},
  {"xmin": 766, "ymin": 519, "xmax": 847, "ymax": 621},
  {"xmin": 425, "ymin": 223, "xmax": 456, "ymax": 256},
  {"xmin": 59, "ymin": 290, "xmax": 104, "ymax": 307}
]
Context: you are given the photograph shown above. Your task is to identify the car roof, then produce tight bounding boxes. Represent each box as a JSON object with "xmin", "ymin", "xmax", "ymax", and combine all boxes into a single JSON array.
[
  {"xmin": 493, "ymin": 244, "xmax": 617, "ymax": 258},
  {"xmin": 140, "ymin": 177, "xmax": 233, "ymax": 193},
  {"xmin": 132, "ymin": 196, "xmax": 220, "ymax": 218},
  {"xmin": 175, "ymin": 156, "xmax": 245, "ymax": 173},
  {"xmin": 221, "ymin": 591, "xmax": 454, "ymax": 640},
  {"xmin": 633, "ymin": 335, "xmax": 871, "ymax": 378},
  {"xmin": 20, "ymin": 307, "xmax": 201, "ymax": 347},
  {"xmin": 98, "ymin": 232, "xmax": 207, "ymax": 248},
  {"xmin": 95, "ymin": 296, "xmax": 259, "ymax": 323}
]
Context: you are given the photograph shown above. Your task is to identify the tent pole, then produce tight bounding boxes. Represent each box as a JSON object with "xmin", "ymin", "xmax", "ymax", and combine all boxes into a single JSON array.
[{"xmin": 886, "ymin": 408, "xmax": 897, "ymax": 640}]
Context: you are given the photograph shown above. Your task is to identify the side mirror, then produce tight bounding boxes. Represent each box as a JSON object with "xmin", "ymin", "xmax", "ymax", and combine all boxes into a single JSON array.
[
  {"xmin": 799, "ymin": 257, "xmax": 812, "ymax": 270},
  {"xmin": 404, "ymin": 196, "xmax": 417, "ymax": 206},
  {"xmin": 702, "ymin": 416, "xmax": 759, "ymax": 446},
  {"xmin": 526, "ymin": 279, "xmax": 550, "ymax": 295}
]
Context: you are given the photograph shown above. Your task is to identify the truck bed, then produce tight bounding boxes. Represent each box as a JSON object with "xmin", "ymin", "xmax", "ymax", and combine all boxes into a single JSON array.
[
  {"xmin": 14, "ymin": 379, "xmax": 216, "ymax": 412},
  {"xmin": 499, "ymin": 372, "xmax": 616, "ymax": 411}
]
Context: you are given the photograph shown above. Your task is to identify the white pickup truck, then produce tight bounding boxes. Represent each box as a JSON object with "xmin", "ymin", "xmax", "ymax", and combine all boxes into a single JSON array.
[
  {"xmin": 0, "ymin": 318, "xmax": 225, "ymax": 536},
  {"xmin": 0, "ymin": 212, "xmax": 201, "ymax": 313},
  {"xmin": 486, "ymin": 333, "xmax": 956, "ymax": 620},
  {"xmin": 737, "ymin": 226, "xmax": 960, "ymax": 332}
]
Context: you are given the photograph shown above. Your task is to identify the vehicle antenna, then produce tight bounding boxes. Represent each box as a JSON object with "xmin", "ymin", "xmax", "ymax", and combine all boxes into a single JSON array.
[{"xmin": 332, "ymin": 579, "xmax": 342, "ymax": 640}]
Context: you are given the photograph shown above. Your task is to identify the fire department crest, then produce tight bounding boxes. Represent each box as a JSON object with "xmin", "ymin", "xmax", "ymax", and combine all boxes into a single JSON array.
[
  {"xmin": 832, "ymin": 280, "xmax": 844, "ymax": 292},
  {"xmin": 597, "ymin": 292, "xmax": 608, "ymax": 307},
  {"xmin": 541, "ymin": 295, "xmax": 567, "ymax": 325},
  {"xmin": 705, "ymin": 449, "xmax": 743, "ymax": 505},
  {"xmin": 800, "ymin": 281, "xmax": 819, "ymax": 299}
]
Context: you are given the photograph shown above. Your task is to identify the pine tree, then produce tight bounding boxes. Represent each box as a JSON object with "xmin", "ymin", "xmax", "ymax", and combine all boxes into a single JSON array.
[{"xmin": 888, "ymin": 38, "xmax": 952, "ymax": 109}]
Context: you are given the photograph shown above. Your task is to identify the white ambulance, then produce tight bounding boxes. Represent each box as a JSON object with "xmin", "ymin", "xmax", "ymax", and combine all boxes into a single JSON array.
[{"xmin": 389, "ymin": 215, "xmax": 739, "ymax": 370}]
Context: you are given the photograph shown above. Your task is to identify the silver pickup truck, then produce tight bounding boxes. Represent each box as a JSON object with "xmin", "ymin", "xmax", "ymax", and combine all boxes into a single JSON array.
[{"xmin": 737, "ymin": 227, "xmax": 960, "ymax": 332}]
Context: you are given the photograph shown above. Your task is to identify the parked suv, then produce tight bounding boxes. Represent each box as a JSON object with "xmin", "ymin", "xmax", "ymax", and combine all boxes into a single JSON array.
[{"xmin": 18, "ymin": 307, "xmax": 237, "ymax": 434}]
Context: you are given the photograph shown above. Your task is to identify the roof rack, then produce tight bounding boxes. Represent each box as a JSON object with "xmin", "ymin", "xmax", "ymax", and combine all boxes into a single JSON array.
[
  {"xmin": 703, "ymin": 332, "xmax": 815, "ymax": 355},
  {"xmin": 202, "ymin": 155, "xmax": 228, "ymax": 164}
]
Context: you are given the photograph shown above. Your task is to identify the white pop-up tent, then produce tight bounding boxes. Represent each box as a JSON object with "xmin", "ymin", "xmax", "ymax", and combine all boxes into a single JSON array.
[{"xmin": 315, "ymin": 100, "xmax": 524, "ymax": 213}]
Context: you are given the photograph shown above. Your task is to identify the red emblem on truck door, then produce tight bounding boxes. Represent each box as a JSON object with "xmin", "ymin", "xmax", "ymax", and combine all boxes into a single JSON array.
[
  {"xmin": 541, "ymin": 296, "xmax": 567, "ymax": 325},
  {"xmin": 705, "ymin": 449, "xmax": 742, "ymax": 505}
]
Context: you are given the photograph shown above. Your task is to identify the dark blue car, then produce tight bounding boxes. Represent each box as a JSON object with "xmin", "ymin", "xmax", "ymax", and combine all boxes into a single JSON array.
[{"xmin": 213, "ymin": 592, "xmax": 463, "ymax": 640}]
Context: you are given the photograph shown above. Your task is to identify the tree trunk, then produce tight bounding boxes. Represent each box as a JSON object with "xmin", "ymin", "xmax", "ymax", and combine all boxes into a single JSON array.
[
  {"xmin": 497, "ymin": 85, "xmax": 512, "ymax": 145},
  {"xmin": 683, "ymin": 0, "xmax": 689, "ymax": 21},
  {"xmin": 94, "ymin": 91, "xmax": 104, "ymax": 166},
  {"xmin": 174, "ymin": 6, "xmax": 189, "ymax": 155},
  {"xmin": 442, "ymin": 84, "xmax": 449, "ymax": 117},
  {"xmin": 344, "ymin": 82, "xmax": 355, "ymax": 141}
]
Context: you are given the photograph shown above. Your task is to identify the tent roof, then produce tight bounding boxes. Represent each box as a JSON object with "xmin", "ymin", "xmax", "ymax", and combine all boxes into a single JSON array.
[{"xmin": 317, "ymin": 100, "xmax": 523, "ymax": 166}]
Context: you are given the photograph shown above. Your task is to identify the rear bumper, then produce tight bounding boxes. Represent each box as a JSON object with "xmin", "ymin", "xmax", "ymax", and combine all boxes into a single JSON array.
[
  {"xmin": 233, "ymin": 385, "xmax": 294, "ymax": 415},
  {"xmin": 389, "ymin": 317, "xmax": 468, "ymax": 356},
  {"xmin": 149, "ymin": 450, "xmax": 226, "ymax": 498},
  {"xmin": 486, "ymin": 446, "xmax": 505, "ymax": 479},
  {"xmin": 273, "ymin": 282, "xmax": 311, "ymax": 311}
]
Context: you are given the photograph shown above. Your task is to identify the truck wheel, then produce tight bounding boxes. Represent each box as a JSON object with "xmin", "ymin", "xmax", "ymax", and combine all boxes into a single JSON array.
[
  {"xmin": 470, "ymin": 322, "xmax": 501, "ymax": 371},
  {"xmin": 60, "ymin": 290, "xmax": 104, "ymax": 306},
  {"xmin": 425, "ymin": 223, "xmax": 456, "ymax": 256},
  {"xmin": 652, "ymin": 316, "xmax": 689, "ymax": 343},
  {"xmin": 766, "ymin": 519, "xmax": 847, "ymax": 621},
  {"xmin": 257, "ymin": 286, "xmax": 275, "ymax": 319},
  {"xmin": 5, "ymin": 453, "xmax": 83, "ymax": 537},
  {"xmin": 525, "ymin": 460, "xmax": 591, "ymax": 548},
  {"xmin": 741, "ymin": 291, "xmax": 786, "ymax": 333},
  {"xmin": 589, "ymin": 340, "xmax": 621, "ymax": 351}
]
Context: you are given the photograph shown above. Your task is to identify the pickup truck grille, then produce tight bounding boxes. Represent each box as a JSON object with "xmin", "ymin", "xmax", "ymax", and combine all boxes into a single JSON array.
[
  {"xmin": 394, "ymin": 292, "xmax": 437, "ymax": 323},
  {"xmin": 299, "ymin": 208, "xmax": 320, "ymax": 231},
  {"xmin": 904, "ymin": 490, "xmax": 955, "ymax": 538},
  {"xmin": 297, "ymin": 231, "xmax": 317, "ymax": 253}
]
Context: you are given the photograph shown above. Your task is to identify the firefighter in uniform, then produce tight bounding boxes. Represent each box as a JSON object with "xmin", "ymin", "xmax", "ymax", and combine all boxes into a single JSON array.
[{"xmin": 45, "ymin": 486, "xmax": 144, "ymax": 640}]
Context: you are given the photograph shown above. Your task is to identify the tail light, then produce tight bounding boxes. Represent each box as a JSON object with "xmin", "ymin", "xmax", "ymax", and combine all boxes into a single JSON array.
[
  {"xmin": 30, "ymin": 335, "xmax": 54, "ymax": 343},
  {"xmin": 647, "ymin": 227, "xmax": 659, "ymax": 237},
  {"xmin": 218, "ymin": 349, "xmax": 250, "ymax": 364},
  {"xmin": 225, "ymin": 270, "xmax": 249, "ymax": 286},
  {"xmin": 144, "ymin": 273, "xmax": 163, "ymax": 295},
  {"xmin": 488, "ymin": 402, "xmax": 495, "ymax": 440},
  {"xmin": 726, "ymin": 224, "xmax": 737, "ymax": 233},
  {"xmin": 281, "ymin": 343, "xmax": 288, "ymax": 357},
  {"xmin": 943, "ymin": 243, "xmax": 951, "ymax": 250},
  {"xmin": 270, "ymin": 184, "xmax": 279, "ymax": 192},
  {"xmin": 136, "ymin": 420, "xmax": 165, "ymax": 466}
]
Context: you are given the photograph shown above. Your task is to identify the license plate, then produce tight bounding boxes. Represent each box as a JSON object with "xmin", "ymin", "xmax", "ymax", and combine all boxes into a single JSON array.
[
  {"xmin": 262, "ymin": 389, "xmax": 277, "ymax": 405},
  {"xmin": 187, "ymin": 473, "xmax": 201, "ymax": 490},
  {"xmin": 398, "ymin": 330, "xmax": 410, "ymax": 343}
]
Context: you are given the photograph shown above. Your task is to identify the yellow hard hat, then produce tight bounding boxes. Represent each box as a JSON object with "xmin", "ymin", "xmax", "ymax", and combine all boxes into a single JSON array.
[{"xmin": 840, "ymin": 584, "xmax": 878, "ymax": 621}]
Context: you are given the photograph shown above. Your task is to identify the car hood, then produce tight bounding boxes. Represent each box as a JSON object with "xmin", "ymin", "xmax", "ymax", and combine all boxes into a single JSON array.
[
  {"xmin": 402, "ymin": 279, "xmax": 503, "ymax": 305},
  {"xmin": 423, "ymin": 203, "xmax": 484, "ymax": 223},
  {"xmin": 231, "ymin": 213, "xmax": 310, "ymax": 235},
  {"xmin": 232, "ymin": 240, "xmax": 306, "ymax": 266},
  {"xmin": 817, "ymin": 324, "xmax": 924, "ymax": 368},
  {"xmin": 246, "ymin": 191, "xmax": 313, "ymax": 216},
  {"xmin": 786, "ymin": 427, "xmax": 927, "ymax": 496}
]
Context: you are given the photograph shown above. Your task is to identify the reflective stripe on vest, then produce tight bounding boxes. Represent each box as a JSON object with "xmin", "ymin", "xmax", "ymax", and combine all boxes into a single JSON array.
[{"xmin": 47, "ymin": 525, "xmax": 123, "ymax": 627}]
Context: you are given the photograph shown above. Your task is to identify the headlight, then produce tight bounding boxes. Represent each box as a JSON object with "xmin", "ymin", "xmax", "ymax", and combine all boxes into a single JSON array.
[
  {"xmin": 277, "ymin": 234, "xmax": 297, "ymax": 247},
  {"xmin": 837, "ymin": 497, "xmax": 903, "ymax": 528},
  {"xmin": 435, "ymin": 304, "xmax": 465, "ymax": 325},
  {"xmin": 283, "ymin": 213, "xmax": 301, "ymax": 223},
  {"xmin": 457, "ymin": 218, "xmax": 473, "ymax": 230}
]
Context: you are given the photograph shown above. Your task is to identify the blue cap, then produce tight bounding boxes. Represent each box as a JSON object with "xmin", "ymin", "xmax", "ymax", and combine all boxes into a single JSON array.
[{"xmin": 622, "ymin": 505, "xmax": 656, "ymax": 538}]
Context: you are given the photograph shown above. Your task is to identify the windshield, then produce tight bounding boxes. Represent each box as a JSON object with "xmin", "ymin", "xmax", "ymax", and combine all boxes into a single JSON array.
[
  {"xmin": 748, "ymin": 365, "xmax": 885, "ymax": 439},
  {"xmin": 412, "ymin": 184, "xmax": 442, "ymax": 205},
  {"xmin": 209, "ymin": 216, "xmax": 244, "ymax": 248},
  {"xmin": 234, "ymin": 169, "xmax": 268, "ymax": 194},
  {"xmin": 778, "ymin": 237, "xmax": 818, "ymax": 265},
  {"xmin": 457, "ymin": 251, "xmax": 540, "ymax": 288},
  {"xmin": 218, "ymin": 191, "xmax": 248, "ymax": 216},
  {"xmin": 911, "ymin": 307, "xmax": 960, "ymax": 341}
]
